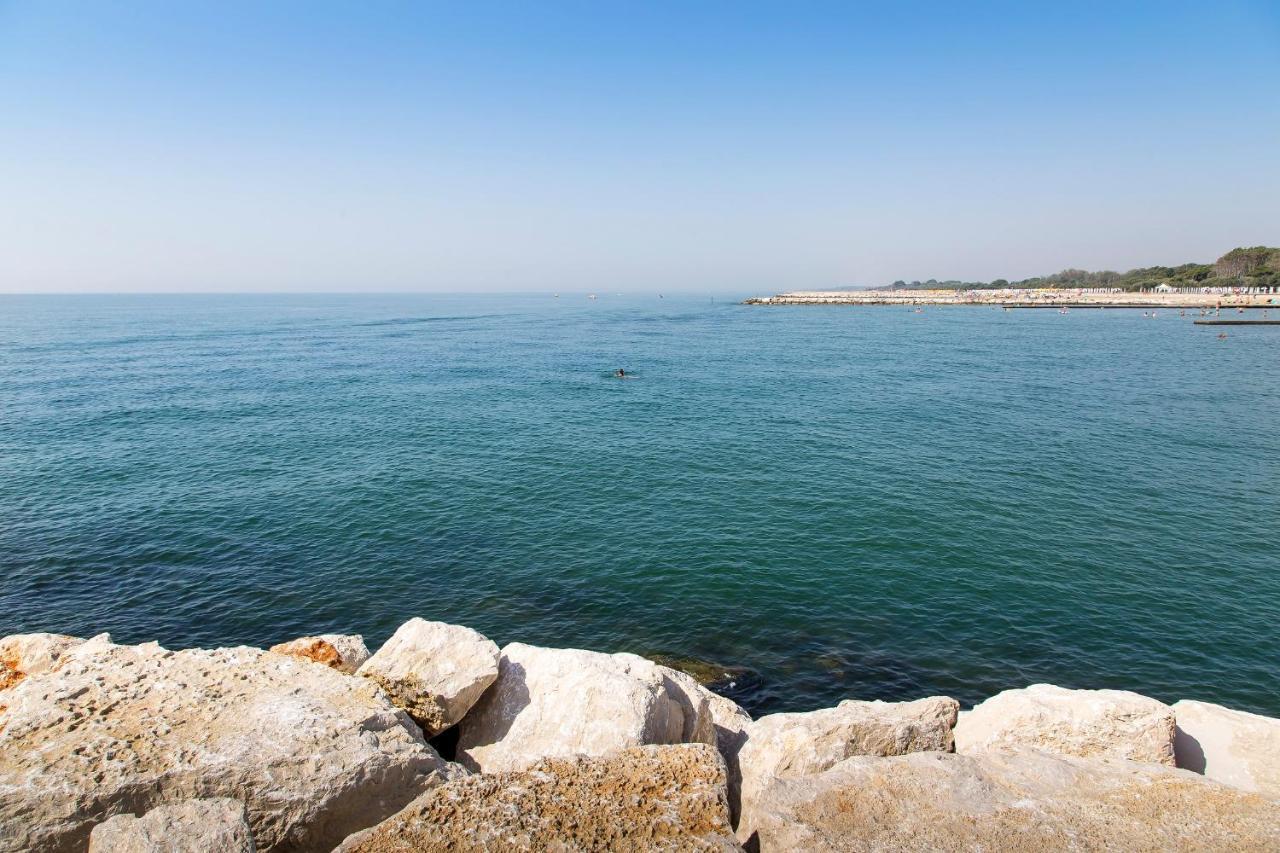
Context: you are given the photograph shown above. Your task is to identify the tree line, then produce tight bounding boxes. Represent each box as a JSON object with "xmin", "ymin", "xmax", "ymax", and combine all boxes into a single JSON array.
[{"xmin": 886, "ymin": 246, "xmax": 1280, "ymax": 292}]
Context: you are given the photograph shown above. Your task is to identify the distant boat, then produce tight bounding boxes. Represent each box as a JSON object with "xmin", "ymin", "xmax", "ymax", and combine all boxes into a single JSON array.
[{"xmin": 588, "ymin": 294, "xmax": 597, "ymax": 300}]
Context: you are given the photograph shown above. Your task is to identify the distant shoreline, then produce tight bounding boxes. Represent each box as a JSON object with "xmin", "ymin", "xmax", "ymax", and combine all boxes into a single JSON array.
[{"xmin": 744, "ymin": 288, "xmax": 1279, "ymax": 309}]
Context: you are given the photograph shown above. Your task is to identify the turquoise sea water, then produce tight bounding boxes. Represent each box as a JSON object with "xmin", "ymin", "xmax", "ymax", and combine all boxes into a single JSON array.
[{"xmin": 2, "ymin": 294, "xmax": 1277, "ymax": 716}]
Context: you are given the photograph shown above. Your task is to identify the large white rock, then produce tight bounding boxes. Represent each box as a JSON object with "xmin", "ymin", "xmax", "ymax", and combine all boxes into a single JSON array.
[
  {"xmin": 1174, "ymin": 699, "xmax": 1280, "ymax": 797},
  {"xmin": 955, "ymin": 683, "xmax": 1176, "ymax": 765},
  {"xmin": 336, "ymin": 744, "xmax": 738, "ymax": 852},
  {"xmin": 456, "ymin": 643, "xmax": 715, "ymax": 773},
  {"xmin": 736, "ymin": 696, "xmax": 958, "ymax": 840},
  {"xmin": 0, "ymin": 632, "xmax": 88, "ymax": 690},
  {"xmin": 356, "ymin": 618, "xmax": 500, "ymax": 736},
  {"xmin": 750, "ymin": 750, "xmax": 1280, "ymax": 851},
  {"xmin": 0, "ymin": 640, "xmax": 459, "ymax": 853},
  {"xmin": 268, "ymin": 633, "xmax": 370, "ymax": 675},
  {"xmin": 88, "ymin": 799, "xmax": 255, "ymax": 853}
]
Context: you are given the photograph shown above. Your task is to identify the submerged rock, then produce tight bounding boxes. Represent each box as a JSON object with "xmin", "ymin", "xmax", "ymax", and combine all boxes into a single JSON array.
[
  {"xmin": 268, "ymin": 633, "xmax": 369, "ymax": 675},
  {"xmin": 750, "ymin": 750, "xmax": 1280, "ymax": 851},
  {"xmin": 336, "ymin": 744, "xmax": 738, "ymax": 852},
  {"xmin": 356, "ymin": 618, "xmax": 500, "ymax": 736},
  {"xmin": 645, "ymin": 652, "xmax": 755, "ymax": 690},
  {"xmin": 456, "ymin": 643, "xmax": 715, "ymax": 773},
  {"xmin": 0, "ymin": 640, "xmax": 458, "ymax": 853},
  {"xmin": 0, "ymin": 632, "xmax": 89, "ymax": 691},
  {"xmin": 87, "ymin": 799, "xmax": 255, "ymax": 853},
  {"xmin": 1174, "ymin": 699, "xmax": 1280, "ymax": 796},
  {"xmin": 954, "ymin": 683, "xmax": 1176, "ymax": 765},
  {"xmin": 736, "ymin": 696, "xmax": 958, "ymax": 840}
]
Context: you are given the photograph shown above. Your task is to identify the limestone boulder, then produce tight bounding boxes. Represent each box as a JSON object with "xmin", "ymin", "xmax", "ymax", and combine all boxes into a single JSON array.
[
  {"xmin": 356, "ymin": 618, "xmax": 499, "ymax": 736},
  {"xmin": 654, "ymin": 663, "xmax": 720, "ymax": 745},
  {"xmin": 736, "ymin": 696, "xmax": 958, "ymax": 840},
  {"xmin": 1174, "ymin": 699, "xmax": 1280, "ymax": 796},
  {"xmin": 336, "ymin": 744, "xmax": 738, "ymax": 852},
  {"xmin": 88, "ymin": 799, "xmax": 255, "ymax": 853},
  {"xmin": 0, "ymin": 632, "xmax": 88, "ymax": 690},
  {"xmin": 705, "ymin": 692, "xmax": 752, "ymax": 824},
  {"xmin": 750, "ymin": 750, "xmax": 1280, "ymax": 851},
  {"xmin": 0, "ymin": 640, "xmax": 459, "ymax": 853},
  {"xmin": 268, "ymin": 633, "xmax": 370, "ymax": 674},
  {"xmin": 456, "ymin": 643, "xmax": 715, "ymax": 773},
  {"xmin": 955, "ymin": 684, "xmax": 1176, "ymax": 765}
]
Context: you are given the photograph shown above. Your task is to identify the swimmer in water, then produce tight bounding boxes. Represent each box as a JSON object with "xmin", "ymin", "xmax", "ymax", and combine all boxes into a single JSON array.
[{"xmin": 615, "ymin": 368, "xmax": 626, "ymax": 378}]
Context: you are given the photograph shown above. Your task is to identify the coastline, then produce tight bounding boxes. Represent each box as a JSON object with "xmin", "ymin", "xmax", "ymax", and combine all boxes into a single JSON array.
[
  {"xmin": 744, "ymin": 288, "xmax": 1279, "ymax": 308},
  {"xmin": 3, "ymin": 621, "xmax": 1280, "ymax": 851}
]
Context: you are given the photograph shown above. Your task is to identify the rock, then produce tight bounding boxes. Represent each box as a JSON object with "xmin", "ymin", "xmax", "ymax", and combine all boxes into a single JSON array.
[
  {"xmin": 355, "ymin": 618, "xmax": 499, "ymax": 736},
  {"xmin": 456, "ymin": 643, "xmax": 715, "ymax": 773},
  {"xmin": 736, "ymin": 696, "xmax": 958, "ymax": 840},
  {"xmin": 88, "ymin": 799, "xmax": 255, "ymax": 853},
  {"xmin": 1173, "ymin": 699, "xmax": 1280, "ymax": 796},
  {"xmin": 335, "ymin": 744, "xmax": 738, "ymax": 852},
  {"xmin": 749, "ymin": 750, "xmax": 1280, "ymax": 851},
  {"xmin": 268, "ymin": 633, "xmax": 370, "ymax": 675},
  {"xmin": 0, "ymin": 632, "xmax": 88, "ymax": 690},
  {"xmin": 954, "ymin": 684, "xmax": 1176, "ymax": 765},
  {"xmin": 644, "ymin": 652, "xmax": 756, "ymax": 693},
  {"xmin": 0, "ymin": 640, "xmax": 459, "ymax": 853},
  {"xmin": 656, "ymin": 664, "xmax": 717, "ymax": 745},
  {"xmin": 705, "ymin": 692, "xmax": 752, "ymax": 823}
]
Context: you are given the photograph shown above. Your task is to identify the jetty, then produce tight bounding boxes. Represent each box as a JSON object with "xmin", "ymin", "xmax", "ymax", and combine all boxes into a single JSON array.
[
  {"xmin": 744, "ymin": 288, "xmax": 1279, "ymax": 310},
  {"xmin": 3, "ymin": 621, "xmax": 1280, "ymax": 850},
  {"xmin": 1193, "ymin": 319, "xmax": 1280, "ymax": 326}
]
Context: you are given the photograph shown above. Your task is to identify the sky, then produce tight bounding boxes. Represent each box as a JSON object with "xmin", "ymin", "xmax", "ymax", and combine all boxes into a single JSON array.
[{"xmin": 1, "ymin": 1, "xmax": 1278, "ymax": 293}]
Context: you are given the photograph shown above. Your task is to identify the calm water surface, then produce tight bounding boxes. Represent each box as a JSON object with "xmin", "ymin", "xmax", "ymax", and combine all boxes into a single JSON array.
[{"xmin": 1, "ymin": 294, "xmax": 1277, "ymax": 716}]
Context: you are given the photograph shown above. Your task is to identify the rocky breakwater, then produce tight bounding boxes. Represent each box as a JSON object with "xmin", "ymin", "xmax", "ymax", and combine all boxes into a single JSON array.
[{"xmin": 2, "ymin": 625, "xmax": 1279, "ymax": 852}]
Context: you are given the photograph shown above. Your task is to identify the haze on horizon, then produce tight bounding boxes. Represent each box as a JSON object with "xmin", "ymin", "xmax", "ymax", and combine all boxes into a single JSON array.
[{"xmin": 2, "ymin": 1, "xmax": 1278, "ymax": 295}]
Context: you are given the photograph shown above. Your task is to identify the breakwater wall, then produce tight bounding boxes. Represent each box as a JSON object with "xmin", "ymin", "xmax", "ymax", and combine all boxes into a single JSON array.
[{"xmin": 3, "ymin": 622, "xmax": 1279, "ymax": 851}]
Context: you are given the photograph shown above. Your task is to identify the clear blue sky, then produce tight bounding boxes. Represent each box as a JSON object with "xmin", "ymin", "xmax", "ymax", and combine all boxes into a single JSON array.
[{"xmin": 2, "ymin": 1, "xmax": 1277, "ymax": 292}]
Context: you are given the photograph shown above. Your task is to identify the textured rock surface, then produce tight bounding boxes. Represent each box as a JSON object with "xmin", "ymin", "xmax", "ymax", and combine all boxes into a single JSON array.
[
  {"xmin": 88, "ymin": 798, "xmax": 255, "ymax": 853},
  {"xmin": 268, "ymin": 634, "xmax": 370, "ymax": 675},
  {"xmin": 736, "ymin": 696, "xmax": 958, "ymax": 840},
  {"xmin": 0, "ymin": 632, "xmax": 87, "ymax": 691},
  {"xmin": 0, "ymin": 641, "xmax": 458, "ymax": 853},
  {"xmin": 356, "ymin": 618, "xmax": 499, "ymax": 736},
  {"xmin": 750, "ymin": 750, "xmax": 1280, "ymax": 851},
  {"xmin": 1174, "ymin": 699, "xmax": 1280, "ymax": 796},
  {"xmin": 955, "ymin": 684, "xmax": 1176, "ymax": 765},
  {"xmin": 457, "ymin": 643, "xmax": 714, "ymax": 773},
  {"xmin": 336, "ymin": 744, "xmax": 738, "ymax": 852}
]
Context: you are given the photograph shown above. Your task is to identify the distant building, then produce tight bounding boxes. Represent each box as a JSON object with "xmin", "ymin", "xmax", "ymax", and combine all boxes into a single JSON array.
[{"xmin": 1153, "ymin": 283, "xmax": 1174, "ymax": 292}]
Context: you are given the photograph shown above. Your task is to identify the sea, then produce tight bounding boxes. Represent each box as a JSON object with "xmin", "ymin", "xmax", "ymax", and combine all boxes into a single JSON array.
[{"xmin": 2, "ymin": 293, "xmax": 1277, "ymax": 716}]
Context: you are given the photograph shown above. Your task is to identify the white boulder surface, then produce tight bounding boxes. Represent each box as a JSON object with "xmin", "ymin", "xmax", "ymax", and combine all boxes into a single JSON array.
[
  {"xmin": 456, "ymin": 642, "xmax": 715, "ymax": 773},
  {"xmin": 88, "ymin": 798, "xmax": 255, "ymax": 853},
  {"xmin": 0, "ymin": 640, "xmax": 458, "ymax": 853},
  {"xmin": 736, "ymin": 696, "xmax": 958, "ymax": 840},
  {"xmin": 1174, "ymin": 699, "xmax": 1280, "ymax": 796},
  {"xmin": 356, "ymin": 618, "xmax": 500, "ymax": 736},
  {"xmin": 268, "ymin": 633, "xmax": 370, "ymax": 674},
  {"xmin": 954, "ymin": 683, "xmax": 1176, "ymax": 765},
  {"xmin": 750, "ymin": 749, "xmax": 1280, "ymax": 851},
  {"xmin": 0, "ymin": 632, "xmax": 89, "ymax": 690}
]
